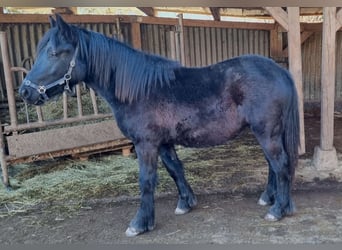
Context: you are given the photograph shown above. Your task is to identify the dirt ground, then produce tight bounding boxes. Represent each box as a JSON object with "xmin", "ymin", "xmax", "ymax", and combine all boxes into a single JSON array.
[{"xmin": 1, "ymin": 115, "xmax": 342, "ymax": 244}]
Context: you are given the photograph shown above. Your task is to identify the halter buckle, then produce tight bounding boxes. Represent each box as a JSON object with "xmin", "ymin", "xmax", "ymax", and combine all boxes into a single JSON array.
[{"xmin": 38, "ymin": 85, "xmax": 46, "ymax": 94}]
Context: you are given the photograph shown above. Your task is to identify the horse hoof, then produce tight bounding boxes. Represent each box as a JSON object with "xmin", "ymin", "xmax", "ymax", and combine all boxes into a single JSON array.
[
  {"xmin": 264, "ymin": 213, "xmax": 280, "ymax": 222},
  {"xmin": 257, "ymin": 198, "xmax": 269, "ymax": 206},
  {"xmin": 175, "ymin": 207, "xmax": 190, "ymax": 215},
  {"xmin": 125, "ymin": 227, "xmax": 141, "ymax": 237}
]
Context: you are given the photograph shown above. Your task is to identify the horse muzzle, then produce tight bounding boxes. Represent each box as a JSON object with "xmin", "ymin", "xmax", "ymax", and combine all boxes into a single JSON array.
[{"xmin": 19, "ymin": 81, "xmax": 46, "ymax": 106}]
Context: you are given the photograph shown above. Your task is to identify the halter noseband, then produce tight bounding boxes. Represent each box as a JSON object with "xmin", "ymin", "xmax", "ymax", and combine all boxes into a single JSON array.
[{"xmin": 23, "ymin": 45, "xmax": 79, "ymax": 101}]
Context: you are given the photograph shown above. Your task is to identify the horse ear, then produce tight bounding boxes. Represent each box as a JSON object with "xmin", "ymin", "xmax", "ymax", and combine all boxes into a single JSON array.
[
  {"xmin": 49, "ymin": 15, "xmax": 56, "ymax": 27},
  {"xmin": 55, "ymin": 14, "xmax": 73, "ymax": 39}
]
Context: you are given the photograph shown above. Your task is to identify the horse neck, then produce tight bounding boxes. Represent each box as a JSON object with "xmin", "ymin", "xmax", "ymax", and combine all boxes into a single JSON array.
[
  {"xmin": 81, "ymin": 29, "xmax": 179, "ymax": 104},
  {"xmin": 81, "ymin": 32, "xmax": 122, "ymax": 92}
]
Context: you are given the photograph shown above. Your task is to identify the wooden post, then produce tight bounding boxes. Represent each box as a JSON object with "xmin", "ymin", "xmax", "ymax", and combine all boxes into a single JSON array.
[
  {"xmin": 337, "ymin": 8, "xmax": 342, "ymax": 31},
  {"xmin": 115, "ymin": 17, "xmax": 124, "ymax": 42},
  {"xmin": 321, "ymin": 7, "xmax": 336, "ymax": 151},
  {"xmin": 265, "ymin": 7, "xmax": 305, "ymax": 155},
  {"xmin": 122, "ymin": 146, "xmax": 132, "ymax": 157},
  {"xmin": 63, "ymin": 92, "xmax": 68, "ymax": 119},
  {"xmin": 287, "ymin": 7, "xmax": 305, "ymax": 155},
  {"xmin": 264, "ymin": 7, "xmax": 289, "ymax": 31},
  {"xmin": 169, "ymin": 30, "xmax": 177, "ymax": 60},
  {"xmin": 0, "ymin": 117, "xmax": 10, "ymax": 188},
  {"xmin": 270, "ymin": 23, "xmax": 283, "ymax": 58},
  {"xmin": 0, "ymin": 31, "xmax": 18, "ymax": 128},
  {"xmin": 76, "ymin": 84, "xmax": 83, "ymax": 117},
  {"xmin": 177, "ymin": 14, "xmax": 185, "ymax": 65},
  {"xmin": 90, "ymin": 88, "xmax": 99, "ymax": 115},
  {"xmin": 313, "ymin": 7, "xmax": 338, "ymax": 170},
  {"xmin": 131, "ymin": 22, "xmax": 142, "ymax": 49}
]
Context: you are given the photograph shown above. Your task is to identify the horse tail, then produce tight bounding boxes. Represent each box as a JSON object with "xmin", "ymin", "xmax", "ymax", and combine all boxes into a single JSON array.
[{"xmin": 283, "ymin": 74, "xmax": 300, "ymax": 180}]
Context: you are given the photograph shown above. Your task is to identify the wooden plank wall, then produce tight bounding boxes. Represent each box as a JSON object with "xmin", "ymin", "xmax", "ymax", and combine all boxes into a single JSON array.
[
  {"xmin": 302, "ymin": 31, "xmax": 342, "ymax": 102},
  {"xmin": 140, "ymin": 24, "xmax": 270, "ymax": 67},
  {"xmin": 1, "ymin": 19, "xmax": 342, "ymax": 106}
]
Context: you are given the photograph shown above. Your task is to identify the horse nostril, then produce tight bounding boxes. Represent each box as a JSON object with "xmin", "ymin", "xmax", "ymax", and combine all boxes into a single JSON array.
[{"xmin": 20, "ymin": 87, "xmax": 30, "ymax": 99}]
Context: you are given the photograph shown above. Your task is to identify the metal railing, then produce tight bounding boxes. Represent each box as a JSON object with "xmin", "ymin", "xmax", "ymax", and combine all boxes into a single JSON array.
[{"xmin": 0, "ymin": 31, "xmax": 131, "ymax": 188}]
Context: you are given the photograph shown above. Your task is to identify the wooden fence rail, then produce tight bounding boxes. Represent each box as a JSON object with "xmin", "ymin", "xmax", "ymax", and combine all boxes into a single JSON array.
[{"xmin": 0, "ymin": 30, "xmax": 132, "ymax": 188}]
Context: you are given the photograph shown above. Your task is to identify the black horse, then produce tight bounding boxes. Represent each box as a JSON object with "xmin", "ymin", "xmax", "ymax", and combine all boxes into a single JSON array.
[{"xmin": 19, "ymin": 15, "xmax": 299, "ymax": 237}]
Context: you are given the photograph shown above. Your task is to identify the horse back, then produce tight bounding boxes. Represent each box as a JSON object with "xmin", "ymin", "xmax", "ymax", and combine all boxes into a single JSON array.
[{"xmin": 117, "ymin": 55, "xmax": 295, "ymax": 148}]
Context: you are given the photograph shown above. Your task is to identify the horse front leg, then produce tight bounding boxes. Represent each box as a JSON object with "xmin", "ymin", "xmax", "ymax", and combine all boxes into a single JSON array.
[
  {"xmin": 159, "ymin": 144, "xmax": 197, "ymax": 215},
  {"xmin": 125, "ymin": 143, "xmax": 158, "ymax": 237}
]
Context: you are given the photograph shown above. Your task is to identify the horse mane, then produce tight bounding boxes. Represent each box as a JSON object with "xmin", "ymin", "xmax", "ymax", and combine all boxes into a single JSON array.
[{"xmin": 74, "ymin": 28, "xmax": 181, "ymax": 103}]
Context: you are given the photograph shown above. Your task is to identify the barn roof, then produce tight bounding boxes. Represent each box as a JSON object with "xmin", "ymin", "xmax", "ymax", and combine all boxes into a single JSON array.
[{"xmin": 2, "ymin": 7, "xmax": 326, "ymax": 23}]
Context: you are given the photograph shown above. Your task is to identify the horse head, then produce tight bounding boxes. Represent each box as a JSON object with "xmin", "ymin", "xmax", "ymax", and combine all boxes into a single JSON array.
[{"xmin": 19, "ymin": 14, "xmax": 86, "ymax": 105}]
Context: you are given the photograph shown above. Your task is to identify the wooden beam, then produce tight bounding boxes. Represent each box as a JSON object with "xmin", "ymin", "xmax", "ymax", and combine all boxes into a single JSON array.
[
  {"xmin": 287, "ymin": 7, "xmax": 305, "ymax": 154},
  {"xmin": 270, "ymin": 23, "xmax": 283, "ymax": 58},
  {"xmin": 131, "ymin": 22, "xmax": 142, "ymax": 49},
  {"xmin": 336, "ymin": 7, "xmax": 342, "ymax": 31},
  {"xmin": 264, "ymin": 7, "xmax": 289, "ymax": 31},
  {"xmin": 282, "ymin": 31, "xmax": 314, "ymax": 57},
  {"xmin": 137, "ymin": 7, "xmax": 155, "ymax": 17},
  {"xmin": 52, "ymin": 7, "xmax": 76, "ymax": 15},
  {"xmin": 300, "ymin": 31, "xmax": 314, "ymax": 44},
  {"xmin": 0, "ymin": 118, "xmax": 10, "ymax": 188},
  {"xmin": 0, "ymin": 14, "xmax": 275, "ymax": 30},
  {"xmin": 209, "ymin": 7, "xmax": 221, "ymax": 21},
  {"xmin": 320, "ymin": 7, "xmax": 337, "ymax": 151},
  {"xmin": 178, "ymin": 14, "xmax": 185, "ymax": 65}
]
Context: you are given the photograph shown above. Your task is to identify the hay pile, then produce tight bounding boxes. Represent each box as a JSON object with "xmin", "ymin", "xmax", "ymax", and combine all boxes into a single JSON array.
[
  {"xmin": 16, "ymin": 86, "xmax": 111, "ymax": 125},
  {"xmin": 0, "ymin": 130, "xmax": 267, "ymax": 218}
]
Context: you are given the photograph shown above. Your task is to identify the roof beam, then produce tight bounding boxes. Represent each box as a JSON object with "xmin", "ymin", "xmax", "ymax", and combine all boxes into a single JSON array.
[
  {"xmin": 209, "ymin": 7, "xmax": 221, "ymax": 21},
  {"xmin": 137, "ymin": 7, "xmax": 155, "ymax": 17},
  {"xmin": 336, "ymin": 7, "xmax": 342, "ymax": 31},
  {"xmin": 52, "ymin": 7, "xmax": 76, "ymax": 15},
  {"xmin": 264, "ymin": 7, "xmax": 289, "ymax": 31}
]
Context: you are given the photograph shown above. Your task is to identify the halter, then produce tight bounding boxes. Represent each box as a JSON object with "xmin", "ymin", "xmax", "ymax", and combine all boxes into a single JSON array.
[{"xmin": 23, "ymin": 45, "xmax": 79, "ymax": 101}]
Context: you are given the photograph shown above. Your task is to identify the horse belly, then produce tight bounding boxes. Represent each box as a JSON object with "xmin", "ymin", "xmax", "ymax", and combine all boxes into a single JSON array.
[
  {"xmin": 158, "ymin": 96, "xmax": 245, "ymax": 147},
  {"xmin": 174, "ymin": 118, "xmax": 241, "ymax": 148}
]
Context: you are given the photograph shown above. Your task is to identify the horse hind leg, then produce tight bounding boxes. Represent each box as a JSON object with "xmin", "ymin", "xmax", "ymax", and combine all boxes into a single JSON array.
[
  {"xmin": 257, "ymin": 159, "xmax": 276, "ymax": 206},
  {"xmin": 159, "ymin": 144, "xmax": 197, "ymax": 215},
  {"xmin": 253, "ymin": 130, "xmax": 295, "ymax": 221},
  {"xmin": 265, "ymin": 146, "xmax": 295, "ymax": 221}
]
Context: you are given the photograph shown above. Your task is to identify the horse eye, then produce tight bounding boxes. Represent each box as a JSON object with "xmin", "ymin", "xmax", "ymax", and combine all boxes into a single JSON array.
[{"xmin": 51, "ymin": 51, "xmax": 57, "ymax": 57}]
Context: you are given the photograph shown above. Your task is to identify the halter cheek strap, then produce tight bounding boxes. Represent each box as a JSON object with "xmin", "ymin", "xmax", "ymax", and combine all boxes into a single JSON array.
[{"xmin": 23, "ymin": 45, "xmax": 79, "ymax": 101}]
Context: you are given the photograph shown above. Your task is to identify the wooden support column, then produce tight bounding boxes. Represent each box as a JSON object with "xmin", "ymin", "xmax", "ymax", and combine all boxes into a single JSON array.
[
  {"xmin": 313, "ymin": 7, "xmax": 339, "ymax": 170},
  {"xmin": 270, "ymin": 23, "xmax": 284, "ymax": 58},
  {"xmin": 287, "ymin": 7, "xmax": 305, "ymax": 155},
  {"xmin": 177, "ymin": 14, "xmax": 185, "ymax": 65},
  {"xmin": 0, "ymin": 31, "xmax": 18, "ymax": 128},
  {"xmin": 131, "ymin": 22, "xmax": 141, "ymax": 49},
  {"xmin": 336, "ymin": 8, "xmax": 342, "ymax": 31},
  {"xmin": 265, "ymin": 7, "xmax": 305, "ymax": 155},
  {"xmin": 0, "ymin": 118, "xmax": 10, "ymax": 188}
]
